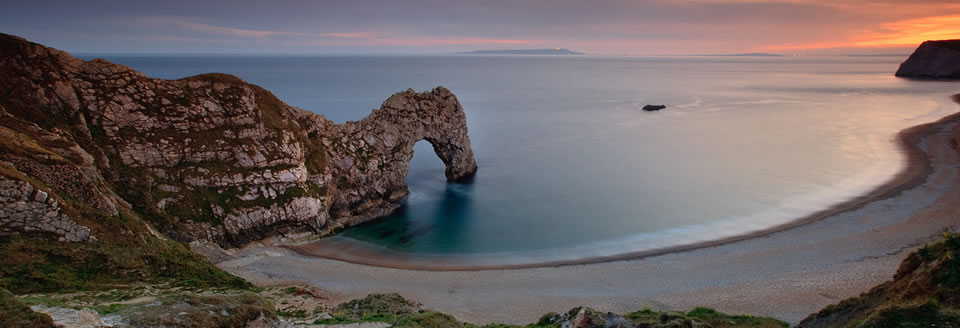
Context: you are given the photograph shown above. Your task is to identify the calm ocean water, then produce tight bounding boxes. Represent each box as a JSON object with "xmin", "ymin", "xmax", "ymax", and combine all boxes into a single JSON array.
[{"xmin": 86, "ymin": 54, "xmax": 959, "ymax": 264}]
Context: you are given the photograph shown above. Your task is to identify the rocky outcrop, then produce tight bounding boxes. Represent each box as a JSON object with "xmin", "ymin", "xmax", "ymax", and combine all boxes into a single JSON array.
[
  {"xmin": 0, "ymin": 175, "xmax": 92, "ymax": 242},
  {"xmin": 30, "ymin": 293, "xmax": 286, "ymax": 328},
  {"xmin": 797, "ymin": 233, "xmax": 960, "ymax": 327},
  {"xmin": 0, "ymin": 33, "xmax": 476, "ymax": 246},
  {"xmin": 895, "ymin": 40, "xmax": 960, "ymax": 79},
  {"xmin": 642, "ymin": 104, "xmax": 665, "ymax": 111}
]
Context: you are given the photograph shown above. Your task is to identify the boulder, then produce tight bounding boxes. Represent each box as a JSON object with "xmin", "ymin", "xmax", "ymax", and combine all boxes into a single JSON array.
[{"xmin": 642, "ymin": 104, "xmax": 666, "ymax": 111}]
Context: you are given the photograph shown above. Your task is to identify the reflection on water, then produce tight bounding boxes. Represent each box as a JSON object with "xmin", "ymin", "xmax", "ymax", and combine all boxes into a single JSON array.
[
  {"xmin": 92, "ymin": 54, "xmax": 960, "ymax": 262},
  {"xmin": 347, "ymin": 136, "xmax": 496, "ymax": 254},
  {"xmin": 348, "ymin": 177, "xmax": 476, "ymax": 252}
]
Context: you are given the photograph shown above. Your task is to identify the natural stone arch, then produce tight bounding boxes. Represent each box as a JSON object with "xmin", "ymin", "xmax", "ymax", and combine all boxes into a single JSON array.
[
  {"xmin": 324, "ymin": 87, "xmax": 478, "ymax": 218},
  {"xmin": 0, "ymin": 33, "xmax": 480, "ymax": 245}
]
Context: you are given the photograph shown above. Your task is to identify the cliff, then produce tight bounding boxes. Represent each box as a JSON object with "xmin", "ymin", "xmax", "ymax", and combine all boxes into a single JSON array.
[
  {"xmin": 895, "ymin": 40, "xmax": 960, "ymax": 79},
  {"xmin": 797, "ymin": 232, "xmax": 960, "ymax": 327},
  {"xmin": 0, "ymin": 33, "xmax": 477, "ymax": 248}
]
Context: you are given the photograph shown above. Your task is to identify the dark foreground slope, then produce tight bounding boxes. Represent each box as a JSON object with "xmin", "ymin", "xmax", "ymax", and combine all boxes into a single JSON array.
[
  {"xmin": 798, "ymin": 232, "xmax": 960, "ymax": 327},
  {"xmin": 307, "ymin": 293, "xmax": 787, "ymax": 328},
  {"xmin": 11, "ymin": 232, "xmax": 959, "ymax": 328},
  {"xmin": 0, "ymin": 288, "xmax": 55, "ymax": 328},
  {"xmin": 309, "ymin": 233, "xmax": 960, "ymax": 328},
  {"xmin": 896, "ymin": 40, "xmax": 960, "ymax": 79}
]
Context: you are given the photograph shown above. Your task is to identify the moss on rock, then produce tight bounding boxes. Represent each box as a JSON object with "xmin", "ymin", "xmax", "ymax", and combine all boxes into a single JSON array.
[
  {"xmin": 0, "ymin": 234, "xmax": 249, "ymax": 294},
  {"xmin": 798, "ymin": 232, "xmax": 960, "ymax": 328},
  {"xmin": 111, "ymin": 293, "xmax": 278, "ymax": 327},
  {"xmin": 0, "ymin": 288, "xmax": 55, "ymax": 328}
]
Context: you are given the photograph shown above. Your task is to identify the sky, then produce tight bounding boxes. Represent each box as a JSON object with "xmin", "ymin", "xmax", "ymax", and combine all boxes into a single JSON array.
[{"xmin": 1, "ymin": 0, "xmax": 958, "ymax": 55}]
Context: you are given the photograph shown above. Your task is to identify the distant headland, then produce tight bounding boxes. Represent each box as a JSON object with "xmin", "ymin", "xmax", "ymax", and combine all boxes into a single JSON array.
[
  {"xmin": 895, "ymin": 39, "xmax": 960, "ymax": 79},
  {"xmin": 699, "ymin": 53, "xmax": 783, "ymax": 57},
  {"xmin": 455, "ymin": 48, "xmax": 584, "ymax": 55}
]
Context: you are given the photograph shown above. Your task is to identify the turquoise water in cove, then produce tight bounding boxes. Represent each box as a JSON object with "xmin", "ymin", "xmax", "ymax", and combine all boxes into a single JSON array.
[{"xmin": 85, "ymin": 54, "xmax": 960, "ymax": 263}]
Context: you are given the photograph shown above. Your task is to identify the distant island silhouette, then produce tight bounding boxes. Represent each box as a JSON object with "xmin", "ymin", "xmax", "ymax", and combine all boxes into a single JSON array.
[
  {"xmin": 456, "ymin": 48, "xmax": 583, "ymax": 55},
  {"xmin": 700, "ymin": 52, "xmax": 783, "ymax": 57}
]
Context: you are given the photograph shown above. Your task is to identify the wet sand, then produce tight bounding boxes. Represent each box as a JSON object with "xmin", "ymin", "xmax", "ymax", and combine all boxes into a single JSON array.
[{"xmin": 215, "ymin": 95, "xmax": 960, "ymax": 325}]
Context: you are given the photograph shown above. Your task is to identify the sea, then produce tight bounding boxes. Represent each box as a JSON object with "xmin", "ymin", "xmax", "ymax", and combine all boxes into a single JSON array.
[{"xmin": 83, "ymin": 54, "xmax": 960, "ymax": 265}]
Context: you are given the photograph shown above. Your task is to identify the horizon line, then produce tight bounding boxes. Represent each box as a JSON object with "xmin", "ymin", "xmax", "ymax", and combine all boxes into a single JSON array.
[{"xmin": 71, "ymin": 51, "xmax": 912, "ymax": 58}]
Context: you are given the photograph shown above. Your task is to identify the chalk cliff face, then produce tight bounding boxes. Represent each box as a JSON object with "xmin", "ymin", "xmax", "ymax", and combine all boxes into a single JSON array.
[
  {"xmin": 895, "ymin": 40, "xmax": 960, "ymax": 79},
  {"xmin": 0, "ymin": 33, "xmax": 476, "ymax": 246}
]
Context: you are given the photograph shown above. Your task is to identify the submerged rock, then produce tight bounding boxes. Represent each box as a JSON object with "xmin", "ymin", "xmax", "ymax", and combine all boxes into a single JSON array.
[
  {"xmin": 642, "ymin": 104, "xmax": 666, "ymax": 111},
  {"xmin": 895, "ymin": 40, "xmax": 960, "ymax": 79}
]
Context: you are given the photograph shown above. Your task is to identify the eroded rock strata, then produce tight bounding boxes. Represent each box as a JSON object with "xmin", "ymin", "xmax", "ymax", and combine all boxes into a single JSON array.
[
  {"xmin": 896, "ymin": 40, "xmax": 960, "ymax": 79},
  {"xmin": 0, "ymin": 33, "xmax": 476, "ymax": 246}
]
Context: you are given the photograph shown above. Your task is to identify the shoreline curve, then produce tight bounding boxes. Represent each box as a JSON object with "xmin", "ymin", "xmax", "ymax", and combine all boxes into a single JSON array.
[{"xmin": 284, "ymin": 94, "xmax": 960, "ymax": 271}]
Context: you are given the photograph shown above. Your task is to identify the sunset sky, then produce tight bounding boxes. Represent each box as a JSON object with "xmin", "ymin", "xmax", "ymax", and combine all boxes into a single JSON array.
[{"xmin": 2, "ymin": 0, "xmax": 958, "ymax": 55}]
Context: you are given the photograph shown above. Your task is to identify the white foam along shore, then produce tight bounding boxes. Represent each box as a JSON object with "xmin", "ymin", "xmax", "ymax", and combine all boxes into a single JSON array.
[{"xmin": 213, "ymin": 94, "xmax": 960, "ymax": 325}]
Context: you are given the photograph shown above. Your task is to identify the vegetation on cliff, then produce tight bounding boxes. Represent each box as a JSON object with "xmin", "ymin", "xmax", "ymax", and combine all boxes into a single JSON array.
[
  {"xmin": 0, "ymin": 288, "xmax": 55, "ymax": 328},
  {"xmin": 797, "ymin": 231, "xmax": 960, "ymax": 327},
  {"xmin": 1, "ymin": 103, "xmax": 248, "ymax": 293},
  {"xmin": 0, "ymin": 234, "xmax": 249, "ymax": 294},
  {"xmin": 6, "ymin": 221, "xmax": 959, "ymax": 327},
  {"xmin": 311, "ymin": 293, "xmax": 787, "ymax": 328},
  {"xmin": 103, "ymin": 293, "xmax": 278, "ymax": 327}
]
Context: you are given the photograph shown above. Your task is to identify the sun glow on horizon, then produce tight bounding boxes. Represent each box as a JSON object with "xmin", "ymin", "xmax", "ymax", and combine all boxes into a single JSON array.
[
  {"xmin": 855, "ymin": 15, "xmax": 960, "ymax": 47},
  {"xmin": 4, "ymin": 1, "xmax": 960, "ymax": 54},
  {"xmin": 758, "ymin": 14, "xmax": 960, "ymax": 52}
]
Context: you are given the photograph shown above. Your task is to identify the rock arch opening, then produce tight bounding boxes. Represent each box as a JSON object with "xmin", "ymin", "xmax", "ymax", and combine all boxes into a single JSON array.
[{"xmin": 405, "ymin": 139, "xmax": 450, "ymax": 204}]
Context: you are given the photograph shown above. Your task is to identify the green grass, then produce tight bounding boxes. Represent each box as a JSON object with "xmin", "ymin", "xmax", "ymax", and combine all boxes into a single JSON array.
[
  {"xmin": 313, "ymin": 294, "xmax": 787, "ymax": 328},
  {"xmin": 112, "ymin": 293, "xmax": 277, "ymax": 327},
  {"xmin": 798, "ymin": 231, "xmax": 960, "ymax": 327},
  {"xmin": 87, "ymin": 303, "xmax": 130, "ymax": 315},
  {"xmin": 940, "ymin": 231, "xmax": 960, "ymax": 288},
  {"xmin": 686, "ymin": 307, "xmax": 790, "ymax": 327},
  {"xmin": 277, "ymin": 308, "xmax": 308, "ymax": 318},
  {"xmin": 858, "ymin": 302, "xmax": 960, "ymax": 327},
  {"xmin": 0, "ymin": 234, "xmax": 249, "ymax": 294},
  {"xmin": 0, "ymin": 288, "xmax": 55, "ymax": 328},
  {"xmin": 317, "ymin": 310, "xmax": 467, "ymax": 328},
  {"xmin": 314, "ymin": 294, "xmax": 466, "ymax": 327},
  {"xmin": 18, "ymin": 295, "xmax": 70, "ymax": 309}
]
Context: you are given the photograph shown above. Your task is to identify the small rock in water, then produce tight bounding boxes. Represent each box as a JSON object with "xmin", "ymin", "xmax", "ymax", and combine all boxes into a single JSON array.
[{"xmin": 643, "ymin": 104, "xmax": 666, "ymax": 111}]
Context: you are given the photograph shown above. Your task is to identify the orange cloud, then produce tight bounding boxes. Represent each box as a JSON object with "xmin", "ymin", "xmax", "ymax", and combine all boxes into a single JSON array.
[
  {"xmin": 855, "ymin": 15, "xmax": 960, "ymax": 46},
  {"xmin": 760, "ymin": 41, "xmax": 855, "ymax": 51},
  {"xmin": 758, "ymin": 14, "xmax": 960, "ymax": 51}
]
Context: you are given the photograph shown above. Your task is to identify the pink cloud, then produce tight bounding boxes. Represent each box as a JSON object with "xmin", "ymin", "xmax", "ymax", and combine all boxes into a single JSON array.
[
  {"xmin": 289, "ymin": 35, "xmax": 533, "ymax": 47},
  {"xmin": 324, "ymin": 32, "xmax": 374, "ymax": 39},
  {"xmin": 373, "ymin": 38, "xmax": 532, "ymax": 46},
  {"xmin": 151, "ymin": 18, "xmax": 527, "ymax": 46},
  {"xmin": 165, "ymin": 19, "xmax": 294, "ymax": 38}
]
